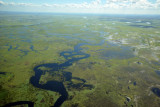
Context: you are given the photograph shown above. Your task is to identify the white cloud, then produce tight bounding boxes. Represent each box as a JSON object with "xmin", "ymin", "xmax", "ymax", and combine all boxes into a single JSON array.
[
  {"xmin": 0, "ymin": 0, "xmax": 159, "ymax": 14},
  {"xmin": 92, "ymin": 0, "xmax": 101, "ymax": 5},
  {"xmin": 0, "ymin": 1, "xmax": 36, "ymax": 6},
  {"xmin": 105, "ymin": 0, "xmax": 160, "ymax": 9},
  {"xmin": 0, "ymin": 1, "xmax": 5, "ymax": 5},
  {"xmin": 0, "ymin": 0, "xmax": 159, "ymax": 9},
  {"xmin": 43, "ymin": 3, "xmax": 52, "ymax": 7}
]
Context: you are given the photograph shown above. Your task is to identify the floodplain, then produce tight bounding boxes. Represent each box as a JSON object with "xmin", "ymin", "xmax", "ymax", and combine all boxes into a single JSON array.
[{"xmin": 0, "ymin": 12, "xmax": 160, "ymax": 107}]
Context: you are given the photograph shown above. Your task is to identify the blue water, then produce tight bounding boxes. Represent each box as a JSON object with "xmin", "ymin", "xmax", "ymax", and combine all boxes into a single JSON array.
[
  {"xmin": 151, "ymin": 88, "xmax": 160, "ymax": 97},
  {"xmin": 29, "ymin": 41, "xmax": 95, "ymax": 107},
  {"xmin": 4, "ymin": 38, "xmax": 103, "ymax": 106},
  {"xmin": 155, "ymin": 70, "xmax": 160, "ymax": 76}
]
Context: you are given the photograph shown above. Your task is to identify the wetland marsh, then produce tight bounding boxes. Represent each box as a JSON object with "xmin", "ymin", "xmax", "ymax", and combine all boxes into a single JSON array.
[{"xmin": 0, "ymin": 12, "xmax": 160, "ymax": 107}]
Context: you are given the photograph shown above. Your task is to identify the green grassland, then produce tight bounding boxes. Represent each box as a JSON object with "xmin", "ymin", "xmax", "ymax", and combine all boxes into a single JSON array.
[{"xmin": 0, "ymin": 13, "xmax": 160, "ymax": 107}]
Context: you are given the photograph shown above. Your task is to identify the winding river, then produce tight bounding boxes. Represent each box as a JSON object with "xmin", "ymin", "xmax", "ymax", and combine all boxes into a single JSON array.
[
  {"xmin": 4, "ymin": 39, "xmax": 103, "ymax": 107},
  {"xmin": 29, "ymin": 42, "xmax": 93, "ymax": 107}
]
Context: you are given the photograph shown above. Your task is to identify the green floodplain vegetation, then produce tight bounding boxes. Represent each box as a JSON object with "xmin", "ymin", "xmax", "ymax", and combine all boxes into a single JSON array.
[{"xmin": 0, "ymin": 13, "xmax": 160, "ymax": 107}]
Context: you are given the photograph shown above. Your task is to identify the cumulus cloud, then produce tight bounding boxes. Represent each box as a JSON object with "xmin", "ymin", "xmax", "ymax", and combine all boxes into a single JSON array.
[
  {"xmin": 0, "ymin": 1, "xmax": 37, "ymax": 7},
  {"xmin": 43, "ymin": 3, "xmax": 52, "ymax": 7},
  {"xmin": 92, "ymin": 0, "xmax": 101, "ymax": 5},
  {"xmin": 0, "ymin": 0, "xmax": 159, "ymax": 13},
  {"xmin": 0, "ymin": 1, "xmax": 5, "ymax": 5}
]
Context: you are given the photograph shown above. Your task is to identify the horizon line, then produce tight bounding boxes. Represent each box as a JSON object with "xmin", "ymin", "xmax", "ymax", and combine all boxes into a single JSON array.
[{"xmin": 0, "ymin": 11, "xmax": 160, "ymax": 16}]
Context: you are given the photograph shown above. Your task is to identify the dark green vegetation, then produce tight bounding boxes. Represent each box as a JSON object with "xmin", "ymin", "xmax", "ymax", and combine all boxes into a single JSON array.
[{"xmin": 0, "ymin": 12, "xmax": 160, "ymax": 107}]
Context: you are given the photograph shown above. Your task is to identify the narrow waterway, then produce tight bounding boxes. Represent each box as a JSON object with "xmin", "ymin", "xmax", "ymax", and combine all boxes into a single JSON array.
[
  {"xmin": 30, "ymin": 41, "xmax": 91, "ymax": 107},
  {"xmin": 4, "ymin": 38, "xmax": 104, "ymax": 107}
]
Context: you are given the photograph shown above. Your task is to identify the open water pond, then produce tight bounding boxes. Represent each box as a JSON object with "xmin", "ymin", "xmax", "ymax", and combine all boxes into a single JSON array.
[{"xmin": 100, "ymin": 42, "xmax": 135, "ymax": 59}]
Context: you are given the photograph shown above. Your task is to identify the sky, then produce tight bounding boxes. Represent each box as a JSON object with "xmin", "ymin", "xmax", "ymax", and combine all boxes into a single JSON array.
[{"xmin": 0, "ymin": 0, "xmax": 160, "ymax": 14}]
